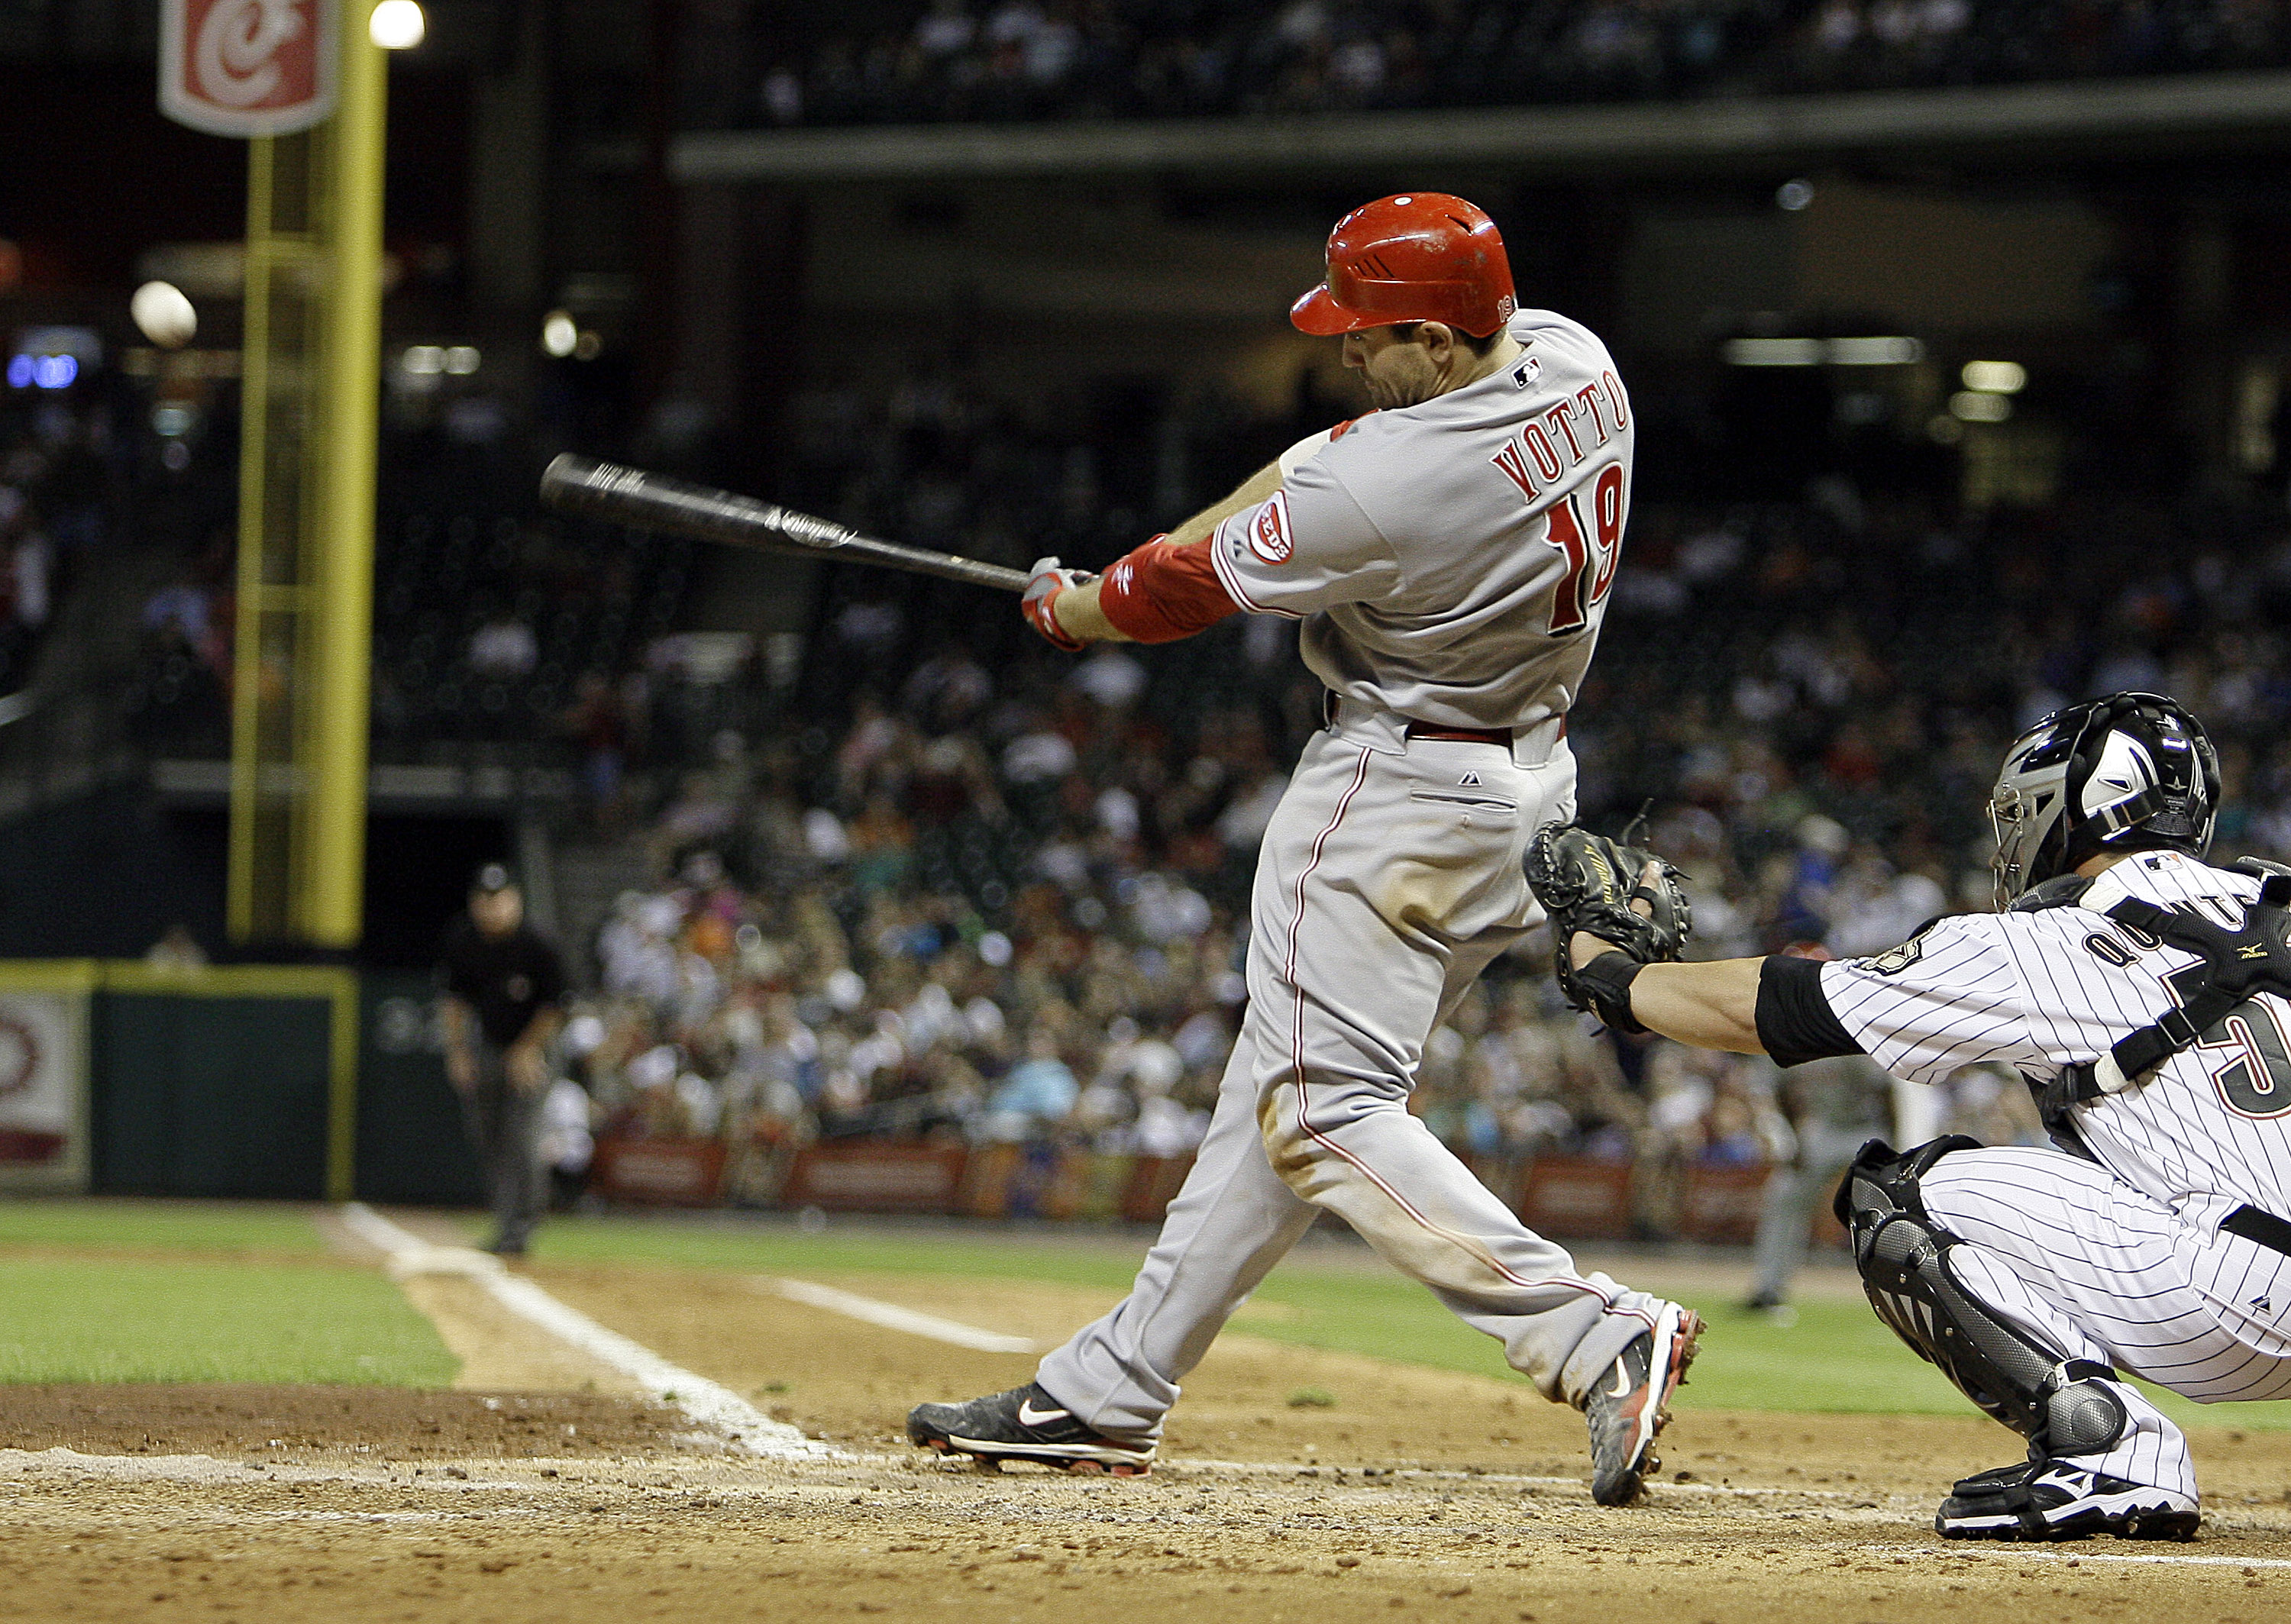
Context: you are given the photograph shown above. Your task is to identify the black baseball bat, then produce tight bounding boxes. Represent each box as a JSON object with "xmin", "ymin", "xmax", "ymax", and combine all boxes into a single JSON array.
[{"xmin": 538, "ymin": 454, "xmax": 1032, "ymax": 593}]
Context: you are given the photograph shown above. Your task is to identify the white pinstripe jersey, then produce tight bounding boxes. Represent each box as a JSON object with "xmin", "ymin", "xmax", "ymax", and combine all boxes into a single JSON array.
[
  {"xmin": 1207, "ymin": 309, "xmax": 1634, "ymax": 733},
  {"xmin": 1820, "ymin": 850, "xmax": 2291, "ymax": 1219}
]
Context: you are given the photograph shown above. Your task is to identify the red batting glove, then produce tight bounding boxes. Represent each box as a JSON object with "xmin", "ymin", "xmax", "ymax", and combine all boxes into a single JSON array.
[{"xmin": 1022, "ymin": 556, "xmax": 1091, "ymax": 652}]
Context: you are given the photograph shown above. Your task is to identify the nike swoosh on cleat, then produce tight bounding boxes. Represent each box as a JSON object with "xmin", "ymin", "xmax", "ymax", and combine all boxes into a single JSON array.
[{"xmin": 1017, "ymin": 1401, "xmax": 1071, "ymax": 1426}]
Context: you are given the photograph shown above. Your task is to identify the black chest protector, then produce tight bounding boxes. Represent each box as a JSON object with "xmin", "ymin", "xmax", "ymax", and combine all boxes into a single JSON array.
[{"xmin": 2012, "ymin": 857, "xmax": 2291, "ymax": 1119}]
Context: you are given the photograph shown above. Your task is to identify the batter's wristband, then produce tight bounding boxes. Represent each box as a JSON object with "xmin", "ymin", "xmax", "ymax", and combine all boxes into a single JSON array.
[
  {"xmin": 1025, "ymin": 581, "xmax": 1085, "ymax": 651},
  {"xmin": 1576, "ymin": 950, "xmax": 1646, "ymax": 1034}
]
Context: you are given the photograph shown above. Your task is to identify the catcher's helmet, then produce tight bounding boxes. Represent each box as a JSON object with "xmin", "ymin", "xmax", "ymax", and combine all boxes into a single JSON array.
[
  {"xmin": 1988, "ymin": 691, "xmax": 2219, "ymax": 906},
  {"xmin": 1290, "ymin": 193, "xmax": 1517, "ymax": 339}
]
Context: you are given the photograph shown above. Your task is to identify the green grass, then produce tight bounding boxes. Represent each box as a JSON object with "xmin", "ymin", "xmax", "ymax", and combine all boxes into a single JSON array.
[
  {"xmin": 0, "ymin": 1198, "xmax": 327, "ymax": 1256},
  {"xmin": 5, "ymin": 1199, "xmax": 2273, "ymax": 1427},
  {"xmin": 505, "ymin": 1212, "xmax": 2291, "ymax": 1431},
  {"xmin": 0, "ymin": 1200, "xmax": 450, "ymax": 1385},
  {"xmin": 0, "ymin": 1258, "xmax": 456, "ymax": 1385}
]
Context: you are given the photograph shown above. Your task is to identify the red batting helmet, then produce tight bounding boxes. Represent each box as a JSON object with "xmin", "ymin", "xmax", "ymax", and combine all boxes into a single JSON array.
[{"xmin": 1290, "ymin": 193, "xmax": 1517, "ymax": 339}]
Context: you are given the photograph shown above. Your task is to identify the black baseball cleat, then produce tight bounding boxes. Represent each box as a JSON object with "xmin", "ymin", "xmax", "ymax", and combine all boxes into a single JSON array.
[
  {"xmin": 1582, "ymin": 1300, "xmax": 1701, "ymax": 1506},
  {"xmin": 906, "ymin": 1383, "xmax": 1156, "ymax": 1477},
  {"xmin": 1935, "ymin": 1458, "xmax": 2199, "ymax": 1542}
]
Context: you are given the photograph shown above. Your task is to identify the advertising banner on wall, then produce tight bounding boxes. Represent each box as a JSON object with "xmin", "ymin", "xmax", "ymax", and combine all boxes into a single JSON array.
[
  {"xmin": 0, "ymin": 968, "xmax": 93, "ymax": 1193},
  {"xmin": 160, "ymin": 0, "xmax": 339, "ymax": 138}
]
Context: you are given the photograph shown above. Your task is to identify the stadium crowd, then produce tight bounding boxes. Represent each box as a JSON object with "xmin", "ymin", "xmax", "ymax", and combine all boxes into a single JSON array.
[
  {"xmin": 719, "ymin": 0, "xmax": 2291, "ymax": 128},
  {"xmin": 548, "ymin": 479, "xmax": 2291, "ymax": 1212},
  {"xmin": 99, "ymin": 346, "xmax": 2291, "ymax": 1225},
  {"xmin": 131, "ymin": 349, "xmax": 2242, "ymax": 1222},
  {"xmin": 0, "ymin": 394, "xmax": 106, "ymax": 702},
  {"xmin": 547, "ymin": 586, "xmax": 2075, "ymax": 1223}
]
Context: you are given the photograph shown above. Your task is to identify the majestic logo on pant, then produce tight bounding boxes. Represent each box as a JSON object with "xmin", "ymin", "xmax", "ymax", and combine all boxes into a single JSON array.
[{"xmin": 1459, "ymin": 772, "xmax": 1482, "ymax": 786}]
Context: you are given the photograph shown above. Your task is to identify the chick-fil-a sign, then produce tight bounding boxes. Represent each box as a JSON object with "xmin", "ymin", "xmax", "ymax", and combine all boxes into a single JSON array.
[{"xmin": 160, "ymin": 0, "xmax": 338, "ymax": 137}]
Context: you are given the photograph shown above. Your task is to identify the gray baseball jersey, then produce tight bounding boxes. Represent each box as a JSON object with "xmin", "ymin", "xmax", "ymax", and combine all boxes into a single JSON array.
[
  {"xmin": 1208, "ymin": 308, "xmax": 1633, "ymax": 733},
  {"xmin": 1035, "ymin": 308, "xmax": 1679, "ymax": 1442},
  {"xmin": 1821, "ymin": 849, "xmax": 2291, "ymax": 1220}
]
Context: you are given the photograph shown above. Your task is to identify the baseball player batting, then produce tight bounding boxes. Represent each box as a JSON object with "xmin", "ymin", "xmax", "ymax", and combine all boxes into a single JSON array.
[
  {"xmin": 907, "ymin": 192, "xmax": 1701, "ymax": 1507},
  {"xmin": 1530, "ymin": 692, "xmax": 2291, "ymax": 1541}
]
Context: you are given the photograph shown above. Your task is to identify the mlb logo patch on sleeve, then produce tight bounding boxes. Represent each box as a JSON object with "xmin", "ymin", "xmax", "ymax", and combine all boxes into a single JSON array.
[{"xmin": 1246, "ymin": 492, "xmax": 1294, "ymax": 564}]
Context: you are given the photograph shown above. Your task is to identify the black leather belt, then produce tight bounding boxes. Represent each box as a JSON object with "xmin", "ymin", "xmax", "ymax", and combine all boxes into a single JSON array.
[
  {"xmin": 2223, "ymin": 1205, "xmax": 2291, "ymax": 1258},
  {"xmin": 1404, "ymin": 720, "xmax": 1514, "ymax": 747}
]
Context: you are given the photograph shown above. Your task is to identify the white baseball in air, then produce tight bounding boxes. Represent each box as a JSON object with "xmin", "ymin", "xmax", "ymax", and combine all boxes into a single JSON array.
[
  {"xmin": 131, "ymin": 281, "xmax": 197, "ymax": 349},
  {"xmin": 369, "ymin": 0, "xmax": 426, "ymax": 50}
]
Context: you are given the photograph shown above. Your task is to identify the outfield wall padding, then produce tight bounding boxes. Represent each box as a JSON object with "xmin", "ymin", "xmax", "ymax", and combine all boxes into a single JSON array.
[
  {"xmin": 90, "ymin": 985, "xmax": 335, "ymax": 1199},
  {"xmin": 351, "ymin": 972, "xmax": 483, "ymax": 1206}
]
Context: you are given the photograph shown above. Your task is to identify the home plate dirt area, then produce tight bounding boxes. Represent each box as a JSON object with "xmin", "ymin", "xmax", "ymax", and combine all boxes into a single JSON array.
[{"xmin": 4, "ymin": 1248, "xmax": 2291, "ymax": 1622}]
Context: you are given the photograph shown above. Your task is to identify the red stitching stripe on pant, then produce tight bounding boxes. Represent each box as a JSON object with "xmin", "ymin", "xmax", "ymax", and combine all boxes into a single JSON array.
[{"xmin": 1280, "ymin": 745, "xmax": 1646, "ymax": 1328}]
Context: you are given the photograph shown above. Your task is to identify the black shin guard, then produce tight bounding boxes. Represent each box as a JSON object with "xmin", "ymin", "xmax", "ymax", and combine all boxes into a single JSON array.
[{"xmin": 1836, "ymin": 1137, "xmax": 2128, "ymax": 1456}]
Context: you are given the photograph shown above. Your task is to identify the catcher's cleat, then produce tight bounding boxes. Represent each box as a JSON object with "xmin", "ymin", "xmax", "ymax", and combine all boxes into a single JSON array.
[
  {"xmin": 1935, "ymin": 1458, "xmax": 2198, "ymax": 1542},
  {"xmin": 906, "ymin": 1383, "xmax": 1155, "ymax": 1477},
  {"xmin": 1582, "ymin": 1300, "xmax": 1701, "ymax": 1506}
]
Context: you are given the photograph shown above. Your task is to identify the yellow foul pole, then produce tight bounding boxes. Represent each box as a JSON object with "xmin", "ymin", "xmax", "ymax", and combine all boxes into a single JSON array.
[
  {"xmin": 302, "ymin": 16, "xmax": 385, "ymax": 948},
  {"xmin": 226, "ymin": 134, "xmax": 276, "ymax": 944}
]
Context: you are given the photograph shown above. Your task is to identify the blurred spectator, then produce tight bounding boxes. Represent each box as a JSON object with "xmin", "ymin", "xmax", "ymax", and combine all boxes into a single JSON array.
[
  {"xmin": 143, "ymin": 922, "xmax": 209, "ymax": 970},
  {"xmin": 469, "ymin": 615, "xmax": 539, "ymax": 679},
  {"xmin": 982, "ymin": 1028, "xmax": 1079, "ymax": 1141},
  {"xmin": 538, "ymin": 1076, "xmax": 596, "ymax": 1207},
  {"xmin": 1745, "ymin": 1049, "xmax": 1894, "ymax": 1315}
]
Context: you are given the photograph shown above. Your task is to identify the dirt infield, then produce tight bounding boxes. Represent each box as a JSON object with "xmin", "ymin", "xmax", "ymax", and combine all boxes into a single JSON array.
[
  {"xmin": 5, "ymin": 1253, "xmax": 2291, "ymax": 1622},
  {"xmin": 0, "ymin": 1384, "xmax": 688, "ymax": 1460}
]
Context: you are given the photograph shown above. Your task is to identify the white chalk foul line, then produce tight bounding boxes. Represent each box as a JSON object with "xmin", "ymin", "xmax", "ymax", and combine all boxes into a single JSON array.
[
  {"xmin": 338, "ymin": 1203, "xmax": 836, "ymax": 1461},
  {"xmin": 1863, "ymin": 1541, "xmax": 2291, "ymax": 1571},
  {"xmin": 766, "ymin": 1277, "xmax": 1039, "ymax": 1354}
]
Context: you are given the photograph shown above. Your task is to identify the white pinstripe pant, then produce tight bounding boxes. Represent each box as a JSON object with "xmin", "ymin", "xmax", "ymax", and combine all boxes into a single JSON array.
[
  {"xmin": 1037, "ymin": 725, "xmax": 1668, "ymax": 1438},
  {"xmin": 1919, "ymin": 1146, "xmax": 2291, "ymax": 1494}
]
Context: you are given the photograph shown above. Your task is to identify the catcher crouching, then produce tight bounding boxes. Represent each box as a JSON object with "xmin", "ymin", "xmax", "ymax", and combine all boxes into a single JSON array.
[{"xmin": 1526, "ymin": 693, "xmax": 2291, "ymax": 1542}]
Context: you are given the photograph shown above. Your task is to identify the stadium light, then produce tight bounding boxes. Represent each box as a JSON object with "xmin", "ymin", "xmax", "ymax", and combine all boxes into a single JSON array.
[
  {"xmin": 370, "ymin": 1, "xmax": 425, "ymax": 49},
  {"xmin": 1776, "ymin": 179, "xmax": 1814, "ymax": 211},
  {"xmin": 1724, "ymin": 338, "xmax": 1824, "ymax": 366},
  {"xmin": 1950, "ymin": 390, "xmax": 2012, "ymax": 423},
  {"xmin": 541, "ymin": 311, "xmax": 578, "ymax": 358},
  {"xmin": 1724, "ymin": 337, "xmax": 1924, "ymax": 367},
  {"xmin": 1961, "ymin": 360, "xmax": 2027, "ymax": 394},
  {"xmin": 14, "ymin": 354, "xmax": 79, "ymax": 389},
  {"xmin": 1828, "ymin": 337, "xmax": 1924, "ymax": 366}
]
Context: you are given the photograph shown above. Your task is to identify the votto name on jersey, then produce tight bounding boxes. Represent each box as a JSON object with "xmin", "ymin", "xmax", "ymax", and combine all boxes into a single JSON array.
[
  {"xmin": 1487, "ymin": 368, "xmax": 1633, "ymax": 637},
  {"xmin": 1487, "ymin": 370, "xmax": 1632, "ymax": 502}
]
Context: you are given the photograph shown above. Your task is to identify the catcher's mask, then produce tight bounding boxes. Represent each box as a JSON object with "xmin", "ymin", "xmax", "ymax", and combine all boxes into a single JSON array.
[{"xmin": 1988, "ymin": 691, "xmax": 2218, "ymax": 908}]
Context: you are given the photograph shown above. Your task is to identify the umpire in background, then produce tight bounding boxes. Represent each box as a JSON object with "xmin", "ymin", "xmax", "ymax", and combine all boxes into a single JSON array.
[{"xmin": 438, "ymin": 864, "xmax": 567, "ymax": 1257}]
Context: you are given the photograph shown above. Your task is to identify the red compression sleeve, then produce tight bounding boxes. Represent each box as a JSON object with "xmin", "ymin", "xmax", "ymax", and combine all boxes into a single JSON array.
[{"xmin": 1097, "ymin": 534, "xmax": 1240, "ymax": 644}]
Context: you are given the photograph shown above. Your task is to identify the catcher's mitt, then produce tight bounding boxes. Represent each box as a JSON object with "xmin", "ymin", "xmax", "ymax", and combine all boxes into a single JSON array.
[{"xmin": 1524, "ymin": 822, "xmax": 1692, "ymax": 1030}]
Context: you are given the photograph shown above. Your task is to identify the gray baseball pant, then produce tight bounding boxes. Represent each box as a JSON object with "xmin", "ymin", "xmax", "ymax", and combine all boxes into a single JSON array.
[
  {"xmin": 458, "ymin": 1041, "xmax": 548, "ymax": 1253},
  {"xmin": 1749, "ymin": 1119, "xmax": 1869, "ymax": 1304},
  {"xmin": 1037, "ymin": 710, "xmax": 1669, "ymax": 1438}
]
